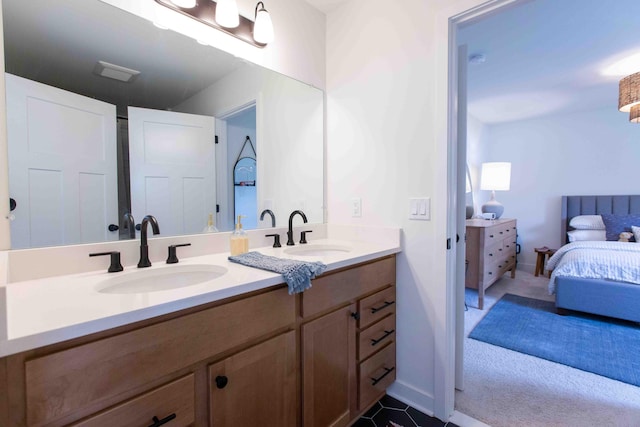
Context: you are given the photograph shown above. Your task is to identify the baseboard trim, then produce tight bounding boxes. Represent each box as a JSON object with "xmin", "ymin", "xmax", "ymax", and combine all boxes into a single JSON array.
[
  {"xmin": 449, "ymin": 410, "xmax": 491, "ymax": 427},
  {"xmin": 386, "ymin": 380, "xmax": 435, "ymax": 418}
]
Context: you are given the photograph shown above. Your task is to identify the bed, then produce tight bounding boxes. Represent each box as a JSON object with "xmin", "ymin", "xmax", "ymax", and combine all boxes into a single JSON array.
[{"xmin": 549, "ymin": 195, "xmax": 640, "ymax": 322}]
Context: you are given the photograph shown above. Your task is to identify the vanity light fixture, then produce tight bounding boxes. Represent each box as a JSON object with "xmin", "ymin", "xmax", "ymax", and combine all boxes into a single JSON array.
[
  {"xmin": 253, "ymin": 2, "xmax": 274, "ymax": 44},
  {"xmin": 155, "ymin": 0, "xmax": 273, "ymax": 48}
]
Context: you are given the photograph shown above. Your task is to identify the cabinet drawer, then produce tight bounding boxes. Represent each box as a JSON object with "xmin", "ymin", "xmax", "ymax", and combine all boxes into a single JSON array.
[
  {"xmin": 484, "ymin": 241, "xmax": 502, "ymax": 261},
  {"xmin": 358, "ymin": 287, "xmax": 396, "ymax": 330},
  {"xmin": 25, "ymin": 287, "xmax": 294, "ymax": 426},
  {"xmin": 358, "ymin": 314, "xmax": 395, "ymax": 362},
  {"xmin": 72, "ymin": 374, "xmax": 194, "ymax": 427},
  {"xmin": 302, "ymin": 257, "xmax": 395, "ymax": 318},
  {"xmin": 359, "ymin": 343, "xmax": 396, "ymax": 410}
]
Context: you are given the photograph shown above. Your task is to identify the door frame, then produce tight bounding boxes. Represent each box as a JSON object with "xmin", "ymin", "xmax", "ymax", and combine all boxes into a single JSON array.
[{"xmin": 443, "ymin": 0, "xmax": 525, "ymax": 420}]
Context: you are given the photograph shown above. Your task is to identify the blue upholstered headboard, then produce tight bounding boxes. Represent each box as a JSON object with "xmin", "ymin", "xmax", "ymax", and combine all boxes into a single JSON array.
[{"xmin": 561, "ymin": 195, "xmax": 640, "ymax": 244}]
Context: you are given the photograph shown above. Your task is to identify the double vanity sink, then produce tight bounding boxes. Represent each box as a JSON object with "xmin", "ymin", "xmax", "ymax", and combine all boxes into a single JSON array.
[
  {"xmin": 1, "ymin": 236, "xmax": 398, "ymax": 357},
  {"xmin": 96, "ymin": 243, "xmax": 352, "ymax": 295}
]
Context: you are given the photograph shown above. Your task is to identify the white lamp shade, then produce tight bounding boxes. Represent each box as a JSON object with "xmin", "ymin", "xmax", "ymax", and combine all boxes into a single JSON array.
[
  {"xmin": 216, "ymin": 0, "xmax": 240, "ymax": 28},
  {"xmin": 254, "ymin": 8, "xmax": 274, "ymax": 44},
  {"xmin": 170, "ymin": 0, "xmax": 196, "ymax": 8},
  {"xmin": 480, "ymin": 162, "xmax": 511, "ymax": 191}
]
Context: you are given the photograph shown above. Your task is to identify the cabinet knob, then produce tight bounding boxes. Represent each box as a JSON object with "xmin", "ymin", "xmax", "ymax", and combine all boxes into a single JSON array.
[
  {"xmin": 215, "ymin": 375, "xmax": 228, "ymax": 389},
  {"xmin": 350, "ymin": 312, "xmax": 360, "ymax": 321}
]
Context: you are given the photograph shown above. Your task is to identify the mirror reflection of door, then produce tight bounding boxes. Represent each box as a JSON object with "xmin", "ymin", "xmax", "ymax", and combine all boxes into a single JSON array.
[
  {"xmin": 234, "ymin": 157, "xmax": 257, "ymax": 229},
  {"xmin": 6, "ymin": 73, "xmax": 118, "ymax": 248},
  {"xmin": 224, "ymin": 106, "xmax": 257, "ymax": 230},
  {"xmin": 128, "ymin": 107, "xmax": 216, "ymax": 237}
]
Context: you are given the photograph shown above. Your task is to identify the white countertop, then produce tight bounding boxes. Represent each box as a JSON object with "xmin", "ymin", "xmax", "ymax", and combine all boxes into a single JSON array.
[{"xmin": 0, "ymin": 238, "xmax": 400, "ymax": 357}]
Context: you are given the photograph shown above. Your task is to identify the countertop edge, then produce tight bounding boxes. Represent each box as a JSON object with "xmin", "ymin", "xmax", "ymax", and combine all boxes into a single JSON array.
[{"xmin": 0, "ymin": 243, "xmax": 400, "ymax": 357}]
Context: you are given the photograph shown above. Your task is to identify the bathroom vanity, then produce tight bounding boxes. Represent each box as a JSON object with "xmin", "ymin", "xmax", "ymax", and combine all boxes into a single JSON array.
[{"xmin": 0, "ymin": 235, "xmax": 399, "ymax": 427}]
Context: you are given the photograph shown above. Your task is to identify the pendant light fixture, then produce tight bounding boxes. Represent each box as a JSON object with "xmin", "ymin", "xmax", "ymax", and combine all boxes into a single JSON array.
[
  {"xmin": 169, "ymin": 0, "xmax": 196, "ymax": 8},
  {"xmin": 216, "ymin": 0, "xmax": 240, "ymax": 28},
  {"xmin": 253, "ymin": 2, "xmax": 274, "ymax": 44},
  {"xmin": 618, "ymin": 71, "xmax": 640, "ymax": 122}
]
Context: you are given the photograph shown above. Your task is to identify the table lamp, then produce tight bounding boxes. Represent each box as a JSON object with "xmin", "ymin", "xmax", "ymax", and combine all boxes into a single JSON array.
[{"xmin": 480, "ymin": 162, "xmax": 511, "ymax": 219}]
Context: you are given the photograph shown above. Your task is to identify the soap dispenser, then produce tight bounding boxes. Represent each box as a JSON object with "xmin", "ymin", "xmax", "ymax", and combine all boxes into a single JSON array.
[
  {"xmin": 203, "ymin": 213, "xmax": 219, "ymax": 233},
  {"xmin": 230, "ymin": 215, "xmax": 249, "ymax": 255}
]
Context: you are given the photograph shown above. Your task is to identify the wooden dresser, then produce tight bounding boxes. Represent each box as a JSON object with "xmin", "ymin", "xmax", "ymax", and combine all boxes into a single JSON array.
[{"xmin": 465, "ymin": 218, "xmax": 517, "ymax": 309}]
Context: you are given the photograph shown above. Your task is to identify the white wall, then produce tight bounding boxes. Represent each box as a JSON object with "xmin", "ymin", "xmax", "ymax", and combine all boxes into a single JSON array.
[
  {"xmin": 473, "ymin": 106, "xmax": 640, "ymax": 271},
  {"xmin": 326, "ymin": 0, "xmax": 491, "ymax": 418},
  {"xmin": 176, "ymin": 65, "xmax": 324, "ymax": 229}
]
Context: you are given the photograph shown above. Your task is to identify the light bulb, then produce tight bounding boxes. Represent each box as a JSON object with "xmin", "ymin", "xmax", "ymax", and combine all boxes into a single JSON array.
[
  {"xmin": 253, "ymin": 3, "xmax": 273, "ymax": 44},
  {"xmin": 216, "ymin": 0, "xmax": 240, "ymax": 28}
]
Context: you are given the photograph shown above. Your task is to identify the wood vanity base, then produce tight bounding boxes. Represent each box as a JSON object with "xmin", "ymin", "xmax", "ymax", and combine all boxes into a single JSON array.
[{"xmin": 0, "ymin": 255, "xmax": 396, "ymax": 427}]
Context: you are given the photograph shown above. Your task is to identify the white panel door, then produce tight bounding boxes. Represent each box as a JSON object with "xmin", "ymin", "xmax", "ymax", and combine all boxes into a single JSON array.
[
  {"xmin": 128, "ymin": 107, "xmax": 216, "ymax": 237},
  {"xmin": 6, "ymin": 73, "xmax": 118, "ymax": 249}
]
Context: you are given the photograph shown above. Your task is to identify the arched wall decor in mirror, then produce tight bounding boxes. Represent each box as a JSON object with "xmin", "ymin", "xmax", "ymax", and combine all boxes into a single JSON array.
[{"xmin": 2, "ymin": 0, "xmax": 324, "ymax": 249}]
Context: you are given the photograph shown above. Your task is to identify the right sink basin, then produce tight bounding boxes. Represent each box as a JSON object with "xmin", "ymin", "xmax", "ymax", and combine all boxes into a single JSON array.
[{"xmin": 283, "ymin": 244, "xmax": 352, "ymax": 257}]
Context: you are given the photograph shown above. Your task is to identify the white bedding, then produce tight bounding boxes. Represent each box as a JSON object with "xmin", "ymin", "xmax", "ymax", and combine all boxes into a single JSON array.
[{"xmin": 547, "ymin": 241, "xmax": 640, "ymax": 294}]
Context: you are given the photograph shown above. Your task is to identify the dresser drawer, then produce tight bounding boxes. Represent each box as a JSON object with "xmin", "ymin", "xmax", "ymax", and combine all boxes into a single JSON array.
[
  {"xmin": 358, "ymin": 286, "xmax": 396, "ymax": 329},
  {"xmin": 25, "ymin": 287, "xmax": 294, "ymax": 426},
  {"xmin": 302, "ymin": 257, "xmax": 395, "ymax": 318},
  {"xmin": 359, "ymin": 343, "xmax": 396, "ymax": 410},
  {"xmin": 358, "ymin": 314, "xmax": 395, "ymax": 362},
  {"xmin": 484, "ymin": 241, "xmax": 503, "ymax": 261},
  {"xmin": 72, "ymin": 375, "xmax": 194, "ymax": 427}
]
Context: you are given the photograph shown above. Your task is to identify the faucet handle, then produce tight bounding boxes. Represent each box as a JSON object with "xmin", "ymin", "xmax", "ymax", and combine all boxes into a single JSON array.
[
  {"xmin": 166, "ymin": 243, "xmax": 191, "ymax": 264},
  {"xmin": 266, "ymin": 233, "xmax": 281, "ymax": 248},
  {"xmin": 300, "ymin": 230, "xmax": 312, "ymax": 244},
  {"xmin": 89, "ymin": 251, "xmax": 124, "ymax": 273}
]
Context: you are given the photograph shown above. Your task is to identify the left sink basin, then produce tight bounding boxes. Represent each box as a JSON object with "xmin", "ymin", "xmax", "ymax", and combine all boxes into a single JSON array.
[{"xmin": 96, "ymin": 264, "xmax": 228, "ymax": 294}]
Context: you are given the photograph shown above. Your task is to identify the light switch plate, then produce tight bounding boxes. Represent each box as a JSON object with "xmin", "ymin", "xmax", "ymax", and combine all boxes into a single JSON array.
[{"xmin": 409, "ymin": 197, "xmax": 430, "ymax": 220}]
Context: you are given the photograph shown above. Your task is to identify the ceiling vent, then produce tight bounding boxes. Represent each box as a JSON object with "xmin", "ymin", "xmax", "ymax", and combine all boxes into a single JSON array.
[{"xmin": 93, "ymin": 60, "xmax": 140, "ymax": 83}]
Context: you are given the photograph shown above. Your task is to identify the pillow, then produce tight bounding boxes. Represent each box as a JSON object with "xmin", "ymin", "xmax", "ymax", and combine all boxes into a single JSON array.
[
  {"xmin": 567, "ymin": 229, "xmax": 606, "ymax": 242},
  {"xmin": 633, "ymin": 226, "xmax": 640, "ymax": 243},
  {"xmin": 569, "ymin": 215, "xmax": 605, "ymax": 230},
  {"xmin": 600, "ymin": 214, "xmax": 640, "ymax": 241}
]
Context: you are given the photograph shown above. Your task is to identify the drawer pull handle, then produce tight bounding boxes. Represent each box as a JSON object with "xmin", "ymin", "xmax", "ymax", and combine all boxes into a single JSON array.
[
  {"xmin": 371, "ymin": 301, "xmax": 395, "ymax": 314},
  {"xmin": 351, "ymin": 311, "xmax": 360, "ymax": 321},
  {"xmin": 215, "ymin": 375, "xmax": 229, "ymax": 389},
  {"xmin": 148, "ymin": 414, "xmax": 176, "ymax": 427},
  {"xmin": 488, "ymin": 272, "xmax": 493, "ymax": 275},
  {"xmin": 489, "ymin": 253, "xmax": 493, "ymax": 256},
  {"xmin": 499, "ymin": 231, "xmax": 503, "ymax": 234},
  {"xmin": 489, "ymin": 234, "xmax": 494, "ymax": 238},
  {"xmin": 371, "ymin": 366, "xmax": 395, "ymax": 386},
  {"xmin": 371, "ymin": 329, "xmax": 395, "ymax": 346}
]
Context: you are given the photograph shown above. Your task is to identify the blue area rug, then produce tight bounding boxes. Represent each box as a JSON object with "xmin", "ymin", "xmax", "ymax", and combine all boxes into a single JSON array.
[{"xmin": 469, "ymin": 293, "xmax": 640, "ymax": 387}]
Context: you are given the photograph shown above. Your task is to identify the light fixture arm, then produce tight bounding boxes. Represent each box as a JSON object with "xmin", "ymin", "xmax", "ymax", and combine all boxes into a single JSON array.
[
  {"xmin": 155, "ymin": 0, "xmax": 267, "ymax": 48},
  {"xmin": 255, "ymin": 1, "xmax": 266, "ymax": 17}
]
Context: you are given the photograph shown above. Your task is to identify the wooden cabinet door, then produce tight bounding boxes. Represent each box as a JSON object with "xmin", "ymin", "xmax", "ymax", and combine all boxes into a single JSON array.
[
  {"xmin": 302, "ymin": 304, "xmax": 357, "ymax": 427},
  {"xmin": 209, "ymin": 331, "xmax": 296, "ymax": 427}
]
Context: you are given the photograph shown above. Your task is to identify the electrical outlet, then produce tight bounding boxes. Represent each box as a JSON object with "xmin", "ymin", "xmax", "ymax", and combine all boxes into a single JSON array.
[{"xmin": 351, "ymin": 198, "xmax": 362, "ymax": 217}]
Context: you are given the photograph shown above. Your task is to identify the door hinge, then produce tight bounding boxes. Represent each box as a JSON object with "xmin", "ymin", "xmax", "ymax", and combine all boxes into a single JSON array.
[
  {"xmin": 446, "ymin": 238, "xmax": 452, "ymax": 250},
  {"xmin": 215, "ymin": 135, "xmax": 219, "ymax": 144}
]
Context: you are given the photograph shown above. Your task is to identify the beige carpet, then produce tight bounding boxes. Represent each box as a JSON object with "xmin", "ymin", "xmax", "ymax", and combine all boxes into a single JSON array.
[{"xmin": 456, "ymin": 270, "xmax": 640, "ymax": 427}]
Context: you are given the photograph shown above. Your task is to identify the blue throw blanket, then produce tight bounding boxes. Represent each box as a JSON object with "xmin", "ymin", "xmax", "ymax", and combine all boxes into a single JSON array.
[{"xmin": 228, "ymin": 251, "xmax": 327, "ymax": 294}]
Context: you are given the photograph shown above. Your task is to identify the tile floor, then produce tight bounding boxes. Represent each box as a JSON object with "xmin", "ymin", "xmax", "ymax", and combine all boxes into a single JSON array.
[{"xmin": 354, "ymin": 395, "xmax": 459, "ymax": 427}]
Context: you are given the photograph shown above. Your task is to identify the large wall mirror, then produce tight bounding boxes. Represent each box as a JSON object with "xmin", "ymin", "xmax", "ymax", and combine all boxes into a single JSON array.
[{"xmin": 3, "ymin": 0, "xmax": 324, "ymax": 249}]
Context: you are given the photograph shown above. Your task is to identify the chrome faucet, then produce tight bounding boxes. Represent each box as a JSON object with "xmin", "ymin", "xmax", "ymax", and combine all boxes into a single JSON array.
[
  {"xmin": 123, "ymin": 212, "xmax": 136, "ymax": 239},
  {"xmin": 138, "ymin": 215, "xmax": 160, "ymax": 268},
  {"xmin": 260, "ymin": 209, "xmax": 276, "ymax": 227},
  {"xmin": 286, "ymin": 210, "xmax": 307, "ymax": 246}
]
